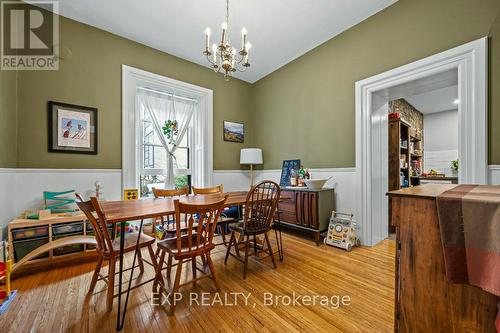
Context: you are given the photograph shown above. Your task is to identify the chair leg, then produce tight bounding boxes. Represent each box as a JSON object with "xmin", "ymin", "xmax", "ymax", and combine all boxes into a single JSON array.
[
  {"xmin": 224, "ymin": 232, "xmax": 235, "ymax": 264},
  {"xmin": 253, "ymin": 235, "xmax": 257, "ymax": 255},
  {"xmin": 88, "ymin": 255, "xmax": 103, "ymax": 294},
  {"xmin": 221, "ymin": 224, "xmax": 228, "ymax": 246},
  {"xmin": 235, "ymin": 233, "xmax": 243, "ymax": 257},
  {"xmin": 206, "ymin": 252, "xmax": 220, "ymax": 292},
  {"xmin": 243, "ymin": 235, "xmax": 250, "ymax": 279},
  {"xmin": 166, "ymin": 255, "xmax": 173, "ymax": 279},
  {"xmin": 169, "ymin": 259, "xmax": 184, "ymax": 315},
  {"xmin": 152, "ymin": 250, "xmax": 166, "ymax": 293},
  {"xmin": 137, "ymin": 248, "xmax": 145, "ymax": 273},
  {"xmin": 147, "ymin": 244, "xmax": 158, "ymax": 270},
  {"xmin": 191, "ymin": 257, "xmax": 197, "ymax": 288},
  {"xmin": 264, "ymin": 232, "xmax": 277, "ymax": 269},
  {"xmin": 155, "ymin": 247, "xmax": 161, "ymax": 260},
  {"xmin": 106, "ymin": 257, "xmax": 116, "ymax": 312}
]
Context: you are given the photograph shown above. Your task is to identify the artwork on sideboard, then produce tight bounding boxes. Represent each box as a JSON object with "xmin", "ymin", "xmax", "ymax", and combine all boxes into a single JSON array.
[
  {"xmin": 279, "ymin": 159, "xmax": 301, "ymax": 187},
  {"xmin": 223, "ymin": 120, "xmax": 244, "ymax": 143},
  {"xmin": 48, "ymin": 101, "xmax": 97, "ymax": 154}
]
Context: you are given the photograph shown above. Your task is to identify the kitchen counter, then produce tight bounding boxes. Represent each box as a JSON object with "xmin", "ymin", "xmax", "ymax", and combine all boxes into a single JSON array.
[{"xmin": 387, "ymin": 183, "xmax": 456, "ymax": 198}]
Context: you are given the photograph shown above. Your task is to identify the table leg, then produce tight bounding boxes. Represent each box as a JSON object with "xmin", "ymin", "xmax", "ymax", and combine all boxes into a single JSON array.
[
  {"xmin": 275, "ymin": 209, "xmax": 284, "ymax": 261},
  {"xmin": 116, "ymin": 221, "xmax": 126, "ymax": 330},
  {"xmin": 116, "ymin": 219, "xmax": 145, "ymax": 331}
]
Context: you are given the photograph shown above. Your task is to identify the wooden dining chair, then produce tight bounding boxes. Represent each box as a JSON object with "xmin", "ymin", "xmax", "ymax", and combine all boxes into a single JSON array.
[
  {"xmin": 192, "ymin": 184, "xmax": 236, "ymax": 246},
  {"xmin": 77, "ymin": 197, "xmax": 157, "ymax": 312},
  {"xmin": 224, "ymin": 181, "xmax": 281, "ymax": 279},
  {"xmin": 152, "ymin": 196, "xmax": 228, "ymax": 315},
  {"xmin": 152, "ymin": 187, "xmax": 189, "ymax": 236},
  {"xmin": 191, "ymin": 184, "xmax": 224, "ymax": 195}
]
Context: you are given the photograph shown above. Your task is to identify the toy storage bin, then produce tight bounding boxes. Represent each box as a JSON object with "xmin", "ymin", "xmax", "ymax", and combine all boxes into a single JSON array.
[
  {"xmin": 52, "ymin": 221, "xmax": 84, "ymax": 235},
  {"xmin": 13, "ymin": 237, "xmax": 49, "ymax": 261},
  {"xmin": 11, "ymin": 225, "xmax": 49, "ymax": 241},
  {"xmin": 53, "ymin": 232, "xmax": 84, "ymax": 255}
]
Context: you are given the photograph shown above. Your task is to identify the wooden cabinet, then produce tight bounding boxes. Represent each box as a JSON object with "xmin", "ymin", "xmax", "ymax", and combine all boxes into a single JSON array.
[
  {"xmin": 279, "ymin": 188, "xmax": 334, "ymax": 245},
  {"xmin": 388, "ymin": 186, "xmax": 497, "ymax": 332}
]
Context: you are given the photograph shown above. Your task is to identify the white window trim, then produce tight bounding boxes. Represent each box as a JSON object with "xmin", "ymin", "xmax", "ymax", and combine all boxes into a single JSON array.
[{"xmin": 122, "ymin": 65, "xmax": 213, "ymax": 194}]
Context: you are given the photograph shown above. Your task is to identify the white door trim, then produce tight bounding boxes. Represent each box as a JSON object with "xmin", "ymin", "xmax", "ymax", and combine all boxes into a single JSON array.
[
  {"xmin": 355, "ymin": 37, "xmax": 488, "ymax": 246},
  {"xmin": 121, "ymin": 65, "xmax": 213, "ymax": 194}
]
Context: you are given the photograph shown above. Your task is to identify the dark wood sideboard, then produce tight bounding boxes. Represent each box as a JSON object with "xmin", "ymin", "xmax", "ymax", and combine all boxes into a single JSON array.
[
  {"xmin": 388, "ymin": 185, "xmax": 497, "ymax": 332},
  {"xmin": 278, "ymin": 188, "xmax": 334, "ymax": 245}
]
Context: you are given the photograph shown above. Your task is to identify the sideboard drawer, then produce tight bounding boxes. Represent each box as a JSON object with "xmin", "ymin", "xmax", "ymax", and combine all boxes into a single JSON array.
[{"xmin": 279, "ymin": 190, "xmax": 298, "ymax": 223}]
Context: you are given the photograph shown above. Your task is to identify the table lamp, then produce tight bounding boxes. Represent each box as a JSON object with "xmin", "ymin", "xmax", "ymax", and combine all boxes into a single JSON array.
[{"xmin": 240, "ymin": 148, "xmax": 263, "ymax": 186}]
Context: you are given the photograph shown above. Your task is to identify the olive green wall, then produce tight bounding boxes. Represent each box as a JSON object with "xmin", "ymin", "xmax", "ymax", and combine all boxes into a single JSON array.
[
  {"xmin": 253, "ymin": 0, "xmax": 500, "ymax": 169},
  {"xmin": 0, "ymin": 70, "xmax": 17, "ymax": 168},
  {"xmin": 14, "ymin": 14, "xmax": 253, "ymax": 170}
]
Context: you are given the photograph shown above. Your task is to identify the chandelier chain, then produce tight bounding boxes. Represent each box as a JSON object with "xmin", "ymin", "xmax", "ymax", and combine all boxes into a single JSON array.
[{"xmin": 226, "ymin": 0, "xmax": 229, "ymax": 30}]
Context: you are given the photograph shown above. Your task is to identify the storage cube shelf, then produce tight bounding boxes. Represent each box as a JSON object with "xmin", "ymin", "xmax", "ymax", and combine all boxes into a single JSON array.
[{"xmin": 8, "ymin": 214, "xmax": 103, "ymax": 269}]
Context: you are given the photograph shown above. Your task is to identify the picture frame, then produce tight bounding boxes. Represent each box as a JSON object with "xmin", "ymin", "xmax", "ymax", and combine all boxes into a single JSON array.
[
  {"xmin": 48, "ymin": 101, "xmax": 98, "ymax": 154},
  {"xmin": 223, "ymin": 120, "xmax": 244, "ymax": 143},
  {"xmin": 279, "ymin": 159, "xmax": 301, "ymax": 187}
]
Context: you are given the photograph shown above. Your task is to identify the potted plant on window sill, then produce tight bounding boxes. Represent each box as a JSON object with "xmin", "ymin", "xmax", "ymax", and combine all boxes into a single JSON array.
[{"xmin": 451, "ymin": 159, "xmax": 459, "ymax": 177}]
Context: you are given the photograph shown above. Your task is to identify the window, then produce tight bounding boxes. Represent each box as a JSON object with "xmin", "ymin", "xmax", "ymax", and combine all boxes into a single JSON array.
[
  {"xmin": 122, "ymin": 65, "xmax": 213, "ymax": 197},
  {"xmin": 138, "ymin": 91, "xmax": 194, "ymax": 197}
]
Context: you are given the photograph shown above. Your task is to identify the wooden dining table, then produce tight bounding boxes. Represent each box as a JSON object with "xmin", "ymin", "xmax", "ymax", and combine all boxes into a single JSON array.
[{"xmin": 101, "ymin": 191, "xmax": 286, "ymax": 331}]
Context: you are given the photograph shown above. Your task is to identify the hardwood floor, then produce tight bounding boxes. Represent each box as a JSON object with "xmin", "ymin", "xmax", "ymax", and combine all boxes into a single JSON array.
[{"xmin": 1, "ymin": 234, "xmax": 395, "ymax": 332}]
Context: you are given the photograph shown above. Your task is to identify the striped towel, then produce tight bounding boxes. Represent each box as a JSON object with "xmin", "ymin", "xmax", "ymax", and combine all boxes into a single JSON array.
[{"xmin": 437, "ymin": 185, "xmax": 500, "ymax": 332}]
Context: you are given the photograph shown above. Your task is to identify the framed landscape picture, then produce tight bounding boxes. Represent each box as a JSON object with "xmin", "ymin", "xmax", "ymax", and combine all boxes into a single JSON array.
[
  {"xmin": 48, "ymin": 101, "xmax": 97, "ymax": 154},
  {"xmin": 223, "ymin": 120, "xmax": 244, "ymax": 143}
]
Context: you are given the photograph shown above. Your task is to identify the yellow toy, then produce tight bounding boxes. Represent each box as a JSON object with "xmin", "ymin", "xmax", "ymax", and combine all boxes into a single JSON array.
[{"xmin": 123, "ymin": 188, "xmax": 139, "ymax": 201}]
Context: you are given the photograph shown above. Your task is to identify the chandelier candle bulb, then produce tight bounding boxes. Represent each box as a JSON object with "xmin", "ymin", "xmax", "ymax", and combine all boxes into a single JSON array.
[
  {"xmin": 205, "ymin": 28, "xmax": 211, "ymax": 50},
  {"xmin": 212, "ymin": 44, "xmax": 217, "ymax": 63},
  {"xmin": 221, "ymin": 22, "xmax": 227, "ymax": 43},
  {"xmin": 241, "ymin": 28, "xmax": 247, "ymax": 50}
]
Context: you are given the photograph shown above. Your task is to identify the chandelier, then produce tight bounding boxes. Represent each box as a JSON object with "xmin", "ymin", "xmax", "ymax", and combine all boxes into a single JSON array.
[{"xmin": 203, "ymin": 0, "xmax": 251, "ymax": 81}]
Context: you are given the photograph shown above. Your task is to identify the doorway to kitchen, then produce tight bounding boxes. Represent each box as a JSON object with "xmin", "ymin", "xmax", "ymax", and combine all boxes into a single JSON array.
[{"xmin": 355, "ymin": 37, "xmax": 488, "ymax": 246}]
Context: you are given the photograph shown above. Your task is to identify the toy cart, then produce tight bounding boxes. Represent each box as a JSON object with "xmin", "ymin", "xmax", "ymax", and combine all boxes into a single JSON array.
[{"xmin": 324, "ymin": 211, "xmax": 360, "ymax": 251}]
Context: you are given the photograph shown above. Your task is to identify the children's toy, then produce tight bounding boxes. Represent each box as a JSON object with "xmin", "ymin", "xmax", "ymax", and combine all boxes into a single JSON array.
[
  {"xmin": 117, "ymin": 188, "xmax": 140, "ymax": 237},
  {"xmin": 44, "ymin": 190, "xmax": 77, "ymax": 213},
  {"xmin": 123, "ymin": 188, "xmax": 139, "ymax": 201},
  {"xmin": 0, "ymin": 260, "xmax": 16, "ymax": 315},
  {"xmin": 324, "ymin": 211, "xmax": 360, "ymax": 251},
  {"xmin": 25, "ymin": 209, "xmax": 52, "ymax": 220},
  {"xmin": 116, "ymin": 224, "xmax": 136, "ymax": 234},
  {"xmin": 94, "ymin": 181, "xmax": 103, "ymax": 199}
]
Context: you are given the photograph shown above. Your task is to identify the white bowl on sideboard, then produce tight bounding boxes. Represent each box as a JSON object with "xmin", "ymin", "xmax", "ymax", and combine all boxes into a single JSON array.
[{"xmin": 303, "ymin": 178, "xmax": 329, "ymax": 190}]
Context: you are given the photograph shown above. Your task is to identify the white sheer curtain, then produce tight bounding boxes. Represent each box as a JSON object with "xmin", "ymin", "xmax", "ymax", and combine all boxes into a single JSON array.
[{"xmin": 138, "ymin": 90, "xmax": 196, "ymax": 189}]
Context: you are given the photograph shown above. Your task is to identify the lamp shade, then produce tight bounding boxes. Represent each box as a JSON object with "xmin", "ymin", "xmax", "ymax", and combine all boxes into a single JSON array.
[{"xmin": 240, "ymin": 148, "xmax": 263, "ymax": 165}]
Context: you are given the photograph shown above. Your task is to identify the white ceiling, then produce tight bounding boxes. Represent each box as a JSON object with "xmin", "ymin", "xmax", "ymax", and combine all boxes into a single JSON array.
[
  {"xmin": 406, "ymin": 85, "xmax": 458, "ymax": 114},
  {"xmin": 37, "ymin": 0, "xmax": 397, "ymax": 83},
  {"xmin": 377, "ymin": 69, "xmax": 459, "ymax": 114}
]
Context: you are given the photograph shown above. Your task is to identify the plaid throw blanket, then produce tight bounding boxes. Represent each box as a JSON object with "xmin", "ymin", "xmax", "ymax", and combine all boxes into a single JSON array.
[{"xmin": 436, "ymin": 185, "xmax": 500, "ymax": 332}]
